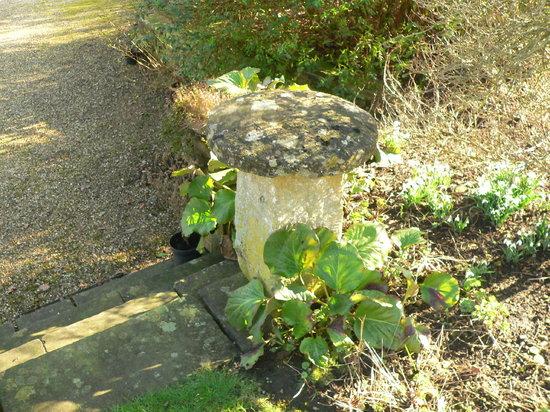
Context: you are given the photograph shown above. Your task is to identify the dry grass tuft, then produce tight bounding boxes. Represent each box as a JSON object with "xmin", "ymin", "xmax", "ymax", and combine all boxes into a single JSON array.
[{"xmin": 378, "ymin": 0, "xmax": 549, "ymax": 173}]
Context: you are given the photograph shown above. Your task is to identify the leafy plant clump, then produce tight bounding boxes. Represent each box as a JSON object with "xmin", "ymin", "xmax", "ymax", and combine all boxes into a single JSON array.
[
  {"xmin": 225, "ymin": 223, "xmax": 460, "ymax": 370},
  {"xmin": 459, "ymin": 263, "xmax": 509, "ymax": 331},
  {"xmin": 472, "ymin": 162, "xmax": 540, "ymax": 226},
  {"xmin": 400, "ymin": 161, "xmax": 455, "ymax": 223},
  {"xmin": 174, "ymin": 157, "xmax": 237, "ymax": 256},
  {"xmin": 502, "ymin": 219, "xmax": 549, "ymax": 264}
]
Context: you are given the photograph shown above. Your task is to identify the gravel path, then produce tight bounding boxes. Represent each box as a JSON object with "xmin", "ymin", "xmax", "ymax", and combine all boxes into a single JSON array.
[{"xmin": 0, "ymin": 0, "xmax": 177, "ymax": 321}]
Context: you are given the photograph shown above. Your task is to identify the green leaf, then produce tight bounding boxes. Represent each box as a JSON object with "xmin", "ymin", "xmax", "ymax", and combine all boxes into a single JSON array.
[
  {"xmin": 212, "ymin": 189, "xmax": 235, "ymax": 225},
  {"xmin": 263, "ymin": 224, "xmax": 320, "ymax": 278},
  {"xmin": 207, "ymin": 158, "xmax": 229, "ymax": 172},
  {"xmin": 273, "ymin": 285, "xmax": 315, "ymax": 302},
  {"xmin": 288, "ymin": 83, "xmax": 310, "ymax": 91},
  {"xmin": 180, "ymin": 198, "xmax": 217, "ymax": 236},
  {"xmin": 299, "ymin": 336, "xmax": 329, "ymax": 366},
  {"xmin": 420, "ymin": 272, "xmax": 460, "ymax": 311},
  {"xmin": 315, "ymin": 227, "xmax": 337, "ymax": 253},
  {"xmin": 225, "ymin": 279, "xmax": 266, "ymax": 330},
  {"xmin": 391, "ymin": 227, "xmax": 425, "ymax": 249},
  {"xmin": 328, "ymin": 294, "xmax": 353, "ymax": 316},
  {"xmin": 207, "ymin": 67, "xmax": 261, "ymax": 95},
  {"xmin": 241, "ymin": 345, "xmax": 264, "ymax": 369},
  {"xmin": 281, "ymin": 300, "xmax": 313, "ymax": 339},
  {"xmin": 313, "ymin": 242, "xmax": 367, "ymax": 293},
  {"xmin": 171, "ymin": 166, "xmax": 196, "ymax": 177},
  {"xmin": 187, "ymin": 175, "xmax": 214, "ymax": 201},
  {"xmin": 353, "ymin": 290, "xmax": 404, "ymax": 350},
  {"xmin": 402, "ymin": 317, "xmax": 430, "ymax": 353},
  {"xmin": 345, "ymin": 223, "xmax": 392, "ymax": 269},
  {"xmin": 249, "ymin": 300, "xmax": 277, "ymax": 344},
  {"xmin": 179, "ymin": 181, "xmax": 190, "ymax": 197},
  {"xmin": 209, "ymin": 169, "xmax": 237, "ymax": 186},
  {"xmin": 327, "ymin": 316, "xmax": 354, "ymax": 348}
]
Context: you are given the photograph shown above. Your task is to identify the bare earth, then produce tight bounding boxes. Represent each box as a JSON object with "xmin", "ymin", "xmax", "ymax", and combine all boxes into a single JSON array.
[{"xmin": 0, "ymin": 0, "xmax": 176, "ymax": 321}]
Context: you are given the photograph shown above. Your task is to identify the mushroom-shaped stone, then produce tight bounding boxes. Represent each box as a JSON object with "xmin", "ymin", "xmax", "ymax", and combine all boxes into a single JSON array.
[{"xmin": 207, "ymin": 89, "xmax": 378, "ymax": 294}]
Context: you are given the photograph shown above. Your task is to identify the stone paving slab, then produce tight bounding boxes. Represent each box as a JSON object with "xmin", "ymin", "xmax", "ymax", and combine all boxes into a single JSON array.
[
  {"xmin": 0, "ymin": 295, "xmax": 237, "ymax": 412},
  {"xmin": 198, "ymin": 273, "xmax": 252, "ymax": 352},
  {"xmin": 0, "ymin": 323, "xmax": 16, "ymax": 354},
  {"xmin": 0, "ymin": 339, "xmax": 46, "ymax": 374},
  {"xmin": 0, "ymin": 256, "xmax": 220, "ymax": 354},
  {"xmin": 173, "ymin": 260, "xmax": 240, "ymax": 296}
]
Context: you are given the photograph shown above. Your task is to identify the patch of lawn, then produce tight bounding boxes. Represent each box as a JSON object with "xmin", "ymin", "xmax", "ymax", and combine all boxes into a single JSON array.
[{"xmin": 112, "ymin": 369, "xmax": 283, "ymax": 412}]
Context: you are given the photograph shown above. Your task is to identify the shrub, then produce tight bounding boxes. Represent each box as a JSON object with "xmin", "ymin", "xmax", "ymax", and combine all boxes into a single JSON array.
[
  {"xmin": 133, "ymin": 0, "xmax": 425, "ymax": 106},
  {"xmin": 472, "ymin": 162, "xmax": 540, "ymax": 226}
]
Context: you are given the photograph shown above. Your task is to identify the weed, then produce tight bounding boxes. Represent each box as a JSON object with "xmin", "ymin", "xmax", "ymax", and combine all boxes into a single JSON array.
[
  {"xmin": 380, "ymin": 120, "xmax": 411, "ymax": 154},
  {"xmin": 502, "ymin": 219, "xmax": 549, "ymax": 264}
]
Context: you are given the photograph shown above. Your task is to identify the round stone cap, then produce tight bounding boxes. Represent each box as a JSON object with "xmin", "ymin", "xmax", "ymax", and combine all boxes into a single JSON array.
[{"xmin": 206, "ymin": 89, "xmax": 378, "ymax": 177}]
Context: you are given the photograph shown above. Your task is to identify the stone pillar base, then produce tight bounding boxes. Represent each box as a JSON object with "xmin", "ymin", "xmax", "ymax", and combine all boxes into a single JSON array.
[{"xmin": 234, "ymin": 171, "xmax": 344, "ymax": 294}]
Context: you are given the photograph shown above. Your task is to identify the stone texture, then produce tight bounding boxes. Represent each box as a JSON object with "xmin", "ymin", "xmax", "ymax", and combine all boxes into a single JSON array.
[
  {"xmin": 198, "ymin": 273, "xmax": 251, "ymax": 352},
  {"xmin": 0, "ymin": 339, "xmax": 45, "ymax": 374},
  {"xmin": 234, "ymin": 171, "xmax": 344, "ymax": 293},
  {"xmin": 174, "ymin": 260, "xmax": 241, "ymax": 296},
  {"xmin": 0, "ymin": 322, "xmax": 16, "ymax": 354},
  {"xmin": 42, "ymin": 292, "xmax": 178, "ymax": 352},
  {"xmin": 207, "ymin": 89, "xmax": 378, "ymax": 177},
  {"xmin": 0, "ymin": 296, "xmax": 236, "ymax": 412}
]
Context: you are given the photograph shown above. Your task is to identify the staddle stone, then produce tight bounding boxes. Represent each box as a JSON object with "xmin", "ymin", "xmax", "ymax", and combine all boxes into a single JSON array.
[
  {"xmin": 206, "ymin": 90, "xmax": 378, "ymax": 292},
  {"xmin": 207, "ymin": 89, "xmax": 377, "ymax": 177}
]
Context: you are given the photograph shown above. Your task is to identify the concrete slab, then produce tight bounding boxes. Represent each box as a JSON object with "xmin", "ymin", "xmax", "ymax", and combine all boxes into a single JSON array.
[
  {"xmin": 198, "ymin": 273, "xmax": 252, "ymax": 352},
  {"xmin": 0, "ymin": 296, "xmax": 237, "ymax": 412},
  {"xmin": 173, "ymin": 260, "xmax": 240, "ymax": 297},
  {"xmin": 0, "ymin": 340, "xmax": 45, "ymax": 374}
]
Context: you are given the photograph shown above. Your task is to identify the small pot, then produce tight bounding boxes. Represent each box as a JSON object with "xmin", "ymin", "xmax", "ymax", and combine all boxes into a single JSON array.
[{"xmin": 169, "ymin": 232, "xmax": 201, "ymax": 264}]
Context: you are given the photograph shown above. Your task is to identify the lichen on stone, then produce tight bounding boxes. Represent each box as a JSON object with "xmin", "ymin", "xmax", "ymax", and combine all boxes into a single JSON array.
[{"xmin": 207, "ymin": 89, "xmax": 378, "ymax": 177}]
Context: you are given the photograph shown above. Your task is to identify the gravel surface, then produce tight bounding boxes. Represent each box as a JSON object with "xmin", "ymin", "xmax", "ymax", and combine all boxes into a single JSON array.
[{"xmin": 0, "ymin": 0, "xmax": 177, "ymax": 321}]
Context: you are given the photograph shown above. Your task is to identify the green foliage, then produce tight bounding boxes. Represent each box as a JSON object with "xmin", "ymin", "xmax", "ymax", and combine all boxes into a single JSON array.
[
  {"xmin": 459, "ymin": 263, "xmax": 509, "ymax": 331},
  {"xmin": 207, "ymin": 67, "xmax": 261, "ymax": 95},
  {"xmin": 472, "ymin": 162, "xmax": 540, "ymax": 226},
  {"xmin": 133, "ymin": 0, "xmax": 426, "ymax": 106},
  {"xmin": 391, "ymin": 227, "xmax": 425, "ymax": 250},
  {"xmin": 420, "ymin": 272, "xmax": 460, "ymax": 311},
  {"xmin": 226, "ymin": 223, "xmax": 442, "ymax": 370},
  {"xmin": 178, "ymin": 158, "xmax": 237, "ymax": 251},
  {"xmin": 112, "ymin": 368, "xmax": 281, "ymax": 412},
  {"xmin": 502, "ymin": 219, "xmax": 549, "ymax": 264},
  {"xmin": 400, "ymin": 161, "xmax": 454, "ymax": 222}
]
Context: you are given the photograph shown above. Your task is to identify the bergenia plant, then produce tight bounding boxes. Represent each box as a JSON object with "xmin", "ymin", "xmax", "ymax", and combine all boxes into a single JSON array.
[{"xmin": 225, "ymin": 222, "xmax": 460, "ymax": 369}]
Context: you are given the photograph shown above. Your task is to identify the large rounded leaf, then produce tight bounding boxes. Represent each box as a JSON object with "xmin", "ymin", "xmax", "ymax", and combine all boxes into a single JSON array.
[
  {"xmin": 315, "ymin": 227, "xmax": 337, "ymax": 253},
  {"xmin": 420, "ymin": 272, "xmax": 459, "ymax": 311},
  {"xmin": 225, "ymin": 279, "xmax": 266, "ymax": 330},
  {"xmin": 313, "ymin": 242, "xmax": 367, "ymax": 293},
  {"xmin": 263, "ymin": 224, "xmax": 320, "ymax": 278},
  {"xmin": 299, "ymin": 336, "xmax": 329, "ymax": 366},
  {"xmin": 281, "ymin": 300, "xmax": 312, "ymax": 339},
  {"xmin": 187, "ymin": 175, "xmax": 214, "ymax": 201},
  {"xmin": 180, "ymin": 198, "xmax": 217, "ymax": 236},
  {"xmin": 353, "ymin": 290, "xmax": 404, "ymax": 350},
  {"xmin": 212, "ymin": 189, "xmax": 235, "ymax": 225},
  {"xmin": 345, "ymin": 223, "xmax": 392, "ymax": 269},
  {"xmin": 391, "ymin": 227, "xmax": 425, "ymax": 249}
]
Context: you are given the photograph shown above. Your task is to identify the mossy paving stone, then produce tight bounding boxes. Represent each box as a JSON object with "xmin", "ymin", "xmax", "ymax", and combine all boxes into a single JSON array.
[
  {"xmin": 0, "ymin": 296, "xmax": 237, "ymax": 412},
  {"xmin": 198, "ymin": 273, "xmax": 251, "ymax": 352},
  {"xmin": 118, "ymin": 254, "xmax": 223, "ymax": 301},
  {"xmin": 173, "ymin": 260, "xmax": 241, "ymax": 296}
]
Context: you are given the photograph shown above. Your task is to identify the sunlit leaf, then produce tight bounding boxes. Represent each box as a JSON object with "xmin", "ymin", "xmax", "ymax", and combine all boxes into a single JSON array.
[
  {"xmin": 187, "ymin": 175, "xmax": 214, "ymax": 201},
  {"xmin": 391, "ymin": 227, "xmax": 425, "ymax": 249},
  {"xmin": 353, "ymin": 290, "xmax": 404, "ymax": 350},
  {"xmin": 420, "ymin": 272, "xmax": 460, "ymax": 310},
  {"xmin": 207, "ymin": 67, "xmax": 261, "ymax": 95},
  {"xmin": 345, "ymin": 223, "xmax": 392, "ymax": 269},
  {"xmin": 328, "ymin": 294, "xmax": 353, "ymax": 316},
  {"xmin": 315, "ymin": 227, "xmax": 337, "ymax": 253},
  {"xmin": 273, "ymin": 285, "xmax": 315, "ymax": 302},
  {"xmin": 180, "ymin": 198, "xmax": 217, "ymax": 236},
  {"xmin": 171, "ymin": 165, "xmax": 196, "ymax": 177},
  {"xmin": 263, "ymin": 224, "xmax": 320, "ymax": 278},
  {"xmin": 401, "ymin": 317, "xmax": 430, "ymax": 353},
  {"xmin": 313, "ymin": 243, "xmax": 370, "ymax": 293}
]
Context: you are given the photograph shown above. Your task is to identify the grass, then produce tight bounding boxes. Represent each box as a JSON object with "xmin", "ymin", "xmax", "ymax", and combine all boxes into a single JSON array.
[{"xmin": 112, "ymin": 369, "xmax": 283, "ymax": 412}]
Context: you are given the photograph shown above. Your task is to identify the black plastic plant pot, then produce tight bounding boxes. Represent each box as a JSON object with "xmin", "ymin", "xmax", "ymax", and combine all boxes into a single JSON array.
[{"xmin": 169, "ymin": 232, "xmax": 201, "ymax": 264}]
